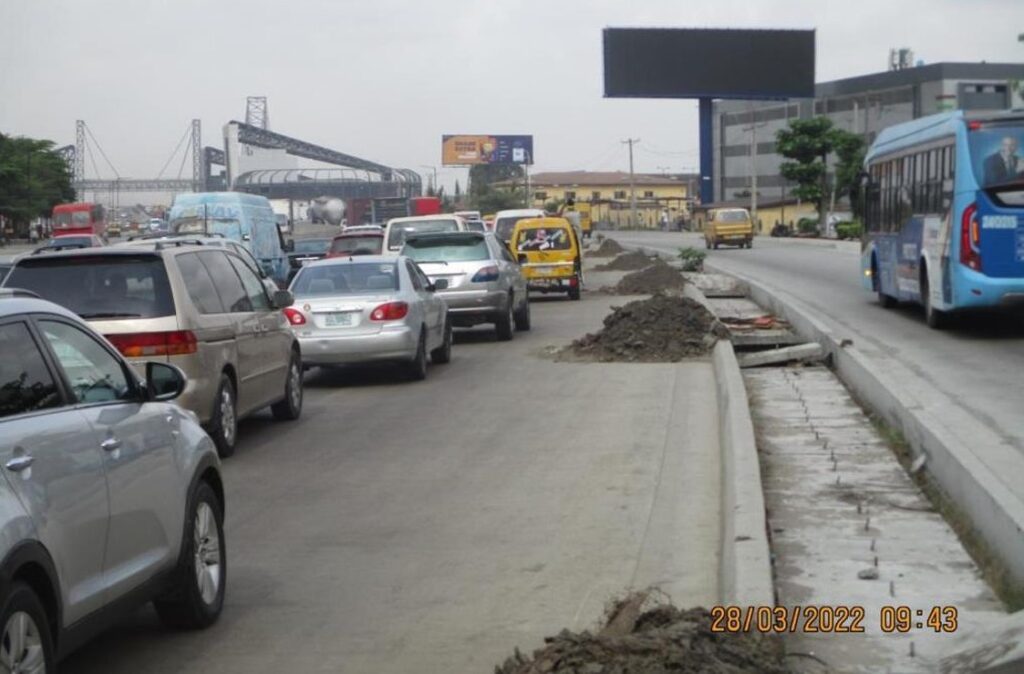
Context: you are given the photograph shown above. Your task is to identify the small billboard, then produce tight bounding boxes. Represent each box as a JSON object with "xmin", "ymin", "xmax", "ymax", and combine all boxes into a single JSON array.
[{"xmin": 442, "ymin": 135, "xmax": 534, "ymax": 166}]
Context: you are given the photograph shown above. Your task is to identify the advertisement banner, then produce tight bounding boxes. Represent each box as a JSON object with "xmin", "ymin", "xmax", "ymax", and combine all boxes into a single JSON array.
[{"xmin": 442, "ymin": 135, "xmax": 534, "ymax": 166}]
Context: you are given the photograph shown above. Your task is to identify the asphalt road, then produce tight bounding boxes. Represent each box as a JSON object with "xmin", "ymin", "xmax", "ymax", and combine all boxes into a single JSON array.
[
  {"xmin": 612, "ymin": 229, "xmax": 1024, "ymax": 464},
  {"xmin": 61, "ymin": 288, "xmax": 721, "ymax": 673}
]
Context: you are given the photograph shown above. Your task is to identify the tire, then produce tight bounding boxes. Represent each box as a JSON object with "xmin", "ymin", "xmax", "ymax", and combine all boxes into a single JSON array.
[
  {"xmin": 0, "ymin": 582, "xmax": 55, "ymax": 674},
  {"xmin": 271, "ymin": 352, "xmax": 303, "ymax": 421},
  {"xmin": 874, "ymin": 261, "xmax": 897, "ymax": 308},
  {"xmin": 208, "ymin": 375, "xmax": 237, "ymax": 458},
  {"xmin": 921, "ymin": 269, "xmax": 949, "ymax": 329},
  {"xmin": 747, "ymin": 239, "xmax": 753, "ymax": 249},
  {"xmin": 568, "ymin": 282, "xmax": 581, "ymax": 301},
  {"xmin": 406, "ymin": 330, "xmax": 428, "ymax": 380},
  {"xmin": 154, "ymin": 481, "xmax": 226, "ymax": 630},
  {"xmin": 705, "ymin": 239, "xmax": 711, "ymax": 250},
  {"xmin": 495, "ymin": 295, "xmax": 514, "ymax": 341},
  {"xmin": 514, "ymin": 293, "xmax": 532, "ymax": 331},
  {"xmin": 430, "ymin": 319, "xmax": 452, "ymax": 364}
]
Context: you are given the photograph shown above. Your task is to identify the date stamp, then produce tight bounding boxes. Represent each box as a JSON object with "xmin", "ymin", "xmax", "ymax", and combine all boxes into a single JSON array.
[{"xmin": 710, "ymin": 605, "xmax": 958, "ymax": 634}]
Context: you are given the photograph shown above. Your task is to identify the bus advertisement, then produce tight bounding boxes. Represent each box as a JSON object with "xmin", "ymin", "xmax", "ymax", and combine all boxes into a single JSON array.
[
  {"xmin": 52, "ymin": 202, "xmax": 107, "ymax": 238},
  {"xmin": 860, "ymin": 110, "xmax": 1024, "ymax": 328}
]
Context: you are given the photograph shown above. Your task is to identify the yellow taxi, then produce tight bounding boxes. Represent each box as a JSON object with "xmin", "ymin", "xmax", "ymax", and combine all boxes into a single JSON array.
[{"xmin": 508, "ymin": 217, "xmax": 583, "ymax": 300}]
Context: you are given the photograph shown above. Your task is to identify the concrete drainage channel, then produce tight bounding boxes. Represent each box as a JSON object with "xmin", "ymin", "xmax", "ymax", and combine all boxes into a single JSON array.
[{"xmin": 609, "ymin": 242, "xmax": 1023, "ymax": 673}]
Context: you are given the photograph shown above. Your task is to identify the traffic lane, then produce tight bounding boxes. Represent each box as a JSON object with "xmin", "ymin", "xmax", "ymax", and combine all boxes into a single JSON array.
[
  {"xmin": 612, "ymin": 230, "xmax": 1024, "ymax": 455},
  {"xmin": 61, "ymin": 292, "xmax": 721, "ymax": 673}
]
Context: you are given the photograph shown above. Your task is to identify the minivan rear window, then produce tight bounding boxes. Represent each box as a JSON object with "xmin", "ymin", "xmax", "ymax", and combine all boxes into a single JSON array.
[
  {"xmin": 403, "ymin": 235, "xmax": 490, "ymax": 262},
  {"xmin": 6, "ymin": 255, "xmax": 175, "ymax": 319},
  {"xmin": 387, "ymin": 219, "xmax": 459, "ymax": 250}
]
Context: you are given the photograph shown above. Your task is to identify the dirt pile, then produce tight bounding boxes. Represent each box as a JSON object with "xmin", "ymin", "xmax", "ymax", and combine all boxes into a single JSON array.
[
  {"xmin": 569, "ymin": 295, "xmax": 729, "ymax": 362},
  {"xmin": 590, "ymin": 238, "xmax": 625, "ymax": 257},
  {"xmin": 594, "ymin": 250, "xmax": 659, "ymax": 271},
  {"xmin": 613, "ymin": 259, "xmax": 687, "ymax": 295},
  {"xmin": 495, "ymin": 594, "xmax": 789, "ymax": 674}
]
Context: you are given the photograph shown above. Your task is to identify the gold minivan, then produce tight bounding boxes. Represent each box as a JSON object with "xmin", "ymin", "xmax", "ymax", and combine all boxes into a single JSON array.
[
  {"xmin": 4, "ymin": 244, "xmax": 303, "ymax": 457},
  {"xmin": 705, "ymin": 208, "xmax": 754, "ymax": 249},
  {"xmin": 509, "ymin": 217, "xmax": 583, "ymax": 300}
]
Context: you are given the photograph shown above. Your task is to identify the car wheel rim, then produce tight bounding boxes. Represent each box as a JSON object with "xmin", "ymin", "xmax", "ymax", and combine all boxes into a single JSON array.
[
  {"xmin": 288, "ymin": 361, "xmax": 302, "ymax": 409},
  {"xmin": 0, "ymin": 611, "xmax": 45, "ymax": 674},
  {"xmin": 220, "ymin": 388, "xmax": 235, "ymax": 446},
  {"xmin": 193, "ymin": 502, "xmax": 222, "ymax": 606}
]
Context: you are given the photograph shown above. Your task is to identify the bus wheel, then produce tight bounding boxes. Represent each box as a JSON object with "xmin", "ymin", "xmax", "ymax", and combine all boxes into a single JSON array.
[{"xmin": 921, "ymin": 268, "xmax": 948, "ymax": 329}]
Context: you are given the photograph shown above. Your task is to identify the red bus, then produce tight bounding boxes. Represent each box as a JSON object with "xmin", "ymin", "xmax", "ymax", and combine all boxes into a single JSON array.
[
  {"xmin": 52, "ymin": 202, "xmax": 106, "ymax": 237},
  {"xmin": 410, "ymin": 196, "xmax": 442, "ymax": 216}
]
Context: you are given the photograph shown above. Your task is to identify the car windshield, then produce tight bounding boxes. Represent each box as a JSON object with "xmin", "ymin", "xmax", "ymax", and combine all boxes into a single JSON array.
[
  {"xmin": 6, "ymin": 255, "xmax": 175, "ymax": 318},
  {"xmin": 294, "ymin": 239, "xmax": 331, "ymax": 254},
  {"xmin": 495, "ymin": 216, "xmax": 536, "ymax": 242},
  {"xmin": 330, "ymin": 235, "xmax": 383, "ymax": 256},
  {"xmin": 968, "ymin": 122, "xmax": 1024, "ymax": 188},
  {"xmin": 516, "ymin": 227, "xmax": 571, "ymax": 251},
  {"xmin": 716, "ymin": 210, "xmax": 749, "ymax": 222},
  {"xmin": 403, "ymin": 235, "xmax": 490, "ymax": 262},
  {"xmin": 387, "ymin": 219, "xmax": 459, "ymax": 249},
  {"xmin": 291, "ymin": 262, "xmax": 399, "ymax": 296},
  {"xmin": 465, "ymin": 220, "xmax": 486, "ymax": 232},
  {"xmin": 171, "ymin": 215, "xmax": 243, "ymax": 237},
  {"xmin": 44, "ymin": 236, "xmax": 92, "ymax": 248}
]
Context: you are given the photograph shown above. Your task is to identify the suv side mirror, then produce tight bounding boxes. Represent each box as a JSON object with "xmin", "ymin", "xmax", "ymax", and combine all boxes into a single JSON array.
[
  {"xmin": 283, "ymin": 239, "xmax": 295, "ymax": 252},
  {"xmin": 273, "ymin": 289, "xmax": 294, "ymax": 308},
  {"xmin": 432, "ymin": 279, "xmax": 449, "ymax": 291},
  {"xmin": 146, "ymin": 362, "xmax": 186, "ymax": 402}
]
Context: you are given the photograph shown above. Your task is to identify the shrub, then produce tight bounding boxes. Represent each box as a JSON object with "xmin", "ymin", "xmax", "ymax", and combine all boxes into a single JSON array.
[
  {"xmin": 677, "ymin": 247, "xmax": 706, "ymax": 272},
  {"xmin": 797, "ymin": 217, "xmax": 819, "ymax": 235},
  {"xmin": 834, "ymin": 221, "xmax": 863, "ymax": 240}
]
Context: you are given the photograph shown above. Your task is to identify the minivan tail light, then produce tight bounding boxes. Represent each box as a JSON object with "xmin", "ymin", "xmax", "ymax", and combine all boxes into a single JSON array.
[
  {"xmin": 370, "ymin": 301, "xmax": 408, "ymax": 321},
  {"xmin": 471, "ymin": 265, "xmax": 500, "ymax": 282},
  {"xmin": 959, "ymin": 202, "xmax": 982, "ymax": 271},
  {"xmin": 105, "ymin": 330, "xmax": 198, "ymax": 358},
  {"xmin": 283, "ymin": 307, "xmax": 306, "ymax": 325}
]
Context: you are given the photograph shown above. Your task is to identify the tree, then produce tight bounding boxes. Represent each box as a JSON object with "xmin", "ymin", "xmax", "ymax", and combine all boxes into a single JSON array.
[
  {"xmin": 776, "ymin": 117, "xmax": 864, "ymax": 227},
  {"xmin": 468, "ymin": 164, "xmax": 525, "ymax": 196},
  {"xmin": 466, "ymin": 164, "xmax": 528, "ymax": 212},
  {"xmin": 0, "ymin": 133, "xmax": 75, "ymax": 236}
]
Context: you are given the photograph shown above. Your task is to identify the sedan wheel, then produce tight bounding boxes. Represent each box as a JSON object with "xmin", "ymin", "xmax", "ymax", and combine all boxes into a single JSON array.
[
  {"xmin": 430, "ymin": 320, "xmax": 452, "ymax": 364},
  {"xmin": 495, "ymin": 296, "xmax": 514, "ymax": 341},
  {"xmin": 406, "ymin": 330, "xmax": 428, "ymax": 380},
  {"xmin": 0, "ymin": 594, "xmax": 50, "ymax": 674}
]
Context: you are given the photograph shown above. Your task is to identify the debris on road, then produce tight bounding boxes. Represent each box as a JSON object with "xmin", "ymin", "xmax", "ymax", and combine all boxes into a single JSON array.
[
  {"xmin": 590, "ymin": 238, "xmax": 626, "ymax": 257},
  {"xmin": 567, "ymin": 295, "xmax": 729, "ymax": 362},
  {"xmin": 612, "ymin": 259, "xmax": 688, "ymax": 295},
  {"xmin": 495, "ymin": 592, "xmax": 789, "ymax": 674},
  {"xmin": 594, "ymin": 250, "xmax": 659, "ymax": 271},
  {"xmin": 719, "ymin": 314, "xmax": 787, "ymax": 331}
]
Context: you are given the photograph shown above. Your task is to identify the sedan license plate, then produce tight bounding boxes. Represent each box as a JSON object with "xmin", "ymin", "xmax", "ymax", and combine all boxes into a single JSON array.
[{"xmin": 324, "ymin": 312, "xmax": 354, "ymax": 327}]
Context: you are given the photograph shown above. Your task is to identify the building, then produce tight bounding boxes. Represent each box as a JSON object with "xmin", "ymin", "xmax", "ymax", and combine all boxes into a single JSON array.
[
  {"xmin": 497, "ymin": 171, "xmax": 697, "ymax": 229},
  {"xmin": 713, "ymin": 61, "xmax": 1024, "ymax": 205}
]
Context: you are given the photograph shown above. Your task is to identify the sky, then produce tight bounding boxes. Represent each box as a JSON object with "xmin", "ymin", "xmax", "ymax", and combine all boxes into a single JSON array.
[{"xmin": 1, "ymin": 0, "xmax": 1022, "ymax": 196}]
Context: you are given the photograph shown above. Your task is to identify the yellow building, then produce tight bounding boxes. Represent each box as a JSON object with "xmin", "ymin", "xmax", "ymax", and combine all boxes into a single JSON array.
[{"xmin": 496, "ymin": 171, "xmax": 696, "ymax": 230}]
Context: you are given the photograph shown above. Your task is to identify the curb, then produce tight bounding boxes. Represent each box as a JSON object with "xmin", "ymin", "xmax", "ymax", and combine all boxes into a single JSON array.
[
  {"xmin": 709, "ymin": 261, "xmax": 1024, "ymax": 588},
  {"xmin": 712, "ymin": 339, "xmax": 775, "ymax": 607}
]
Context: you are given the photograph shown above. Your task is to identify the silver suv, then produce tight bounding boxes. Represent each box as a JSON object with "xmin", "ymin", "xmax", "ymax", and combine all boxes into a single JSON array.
[
  {"xmin": 401, "ymin": 231, "xmax": 530, "ymax": 340},
  {"xmin": 0, "ymin": 290, "xmax": 226, "ymax": 670},
  {"xmin": 3, "ymin": 244, "xmax": 304, "ymax": 457}
]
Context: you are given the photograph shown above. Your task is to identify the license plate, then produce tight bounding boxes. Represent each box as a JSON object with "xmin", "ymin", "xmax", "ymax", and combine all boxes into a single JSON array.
[{"xmin": 324, "ymin": 312, "xmax": 354, "ymax": 327}]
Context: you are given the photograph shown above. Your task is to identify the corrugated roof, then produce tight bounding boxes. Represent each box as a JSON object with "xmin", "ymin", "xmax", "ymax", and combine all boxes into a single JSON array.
[{"xmin": 498, "ymin": 171, "xmax": 695, "ymax": 187}]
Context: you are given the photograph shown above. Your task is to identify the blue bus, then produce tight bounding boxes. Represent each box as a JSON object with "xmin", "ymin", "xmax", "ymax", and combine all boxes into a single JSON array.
[{"xmin": 861, "ymin": 110, "xmax": 1024, "ymax": 328}]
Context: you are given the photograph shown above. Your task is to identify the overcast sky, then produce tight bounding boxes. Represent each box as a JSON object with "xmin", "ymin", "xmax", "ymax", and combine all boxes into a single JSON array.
[{"xmin": 1, "ymin": 0, "xmax": 1022, "ymax": 193}]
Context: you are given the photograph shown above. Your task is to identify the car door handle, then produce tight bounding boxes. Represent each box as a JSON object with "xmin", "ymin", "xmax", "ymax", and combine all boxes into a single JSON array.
[
  {"xmin": 100, "ymin": 437, "xmax": 122, "ymax": 452},
  {"xmin": 5, "ymin": 455, "xmax": 34, "ymax": 473}
]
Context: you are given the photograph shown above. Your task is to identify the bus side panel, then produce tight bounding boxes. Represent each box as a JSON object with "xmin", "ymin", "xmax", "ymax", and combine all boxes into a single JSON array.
[
  {"xmin": 875, "ymin": 233, "xmax": 901, "ymax": 299},
  {"xmin": 920, "ymin": 214, "xmax": 952, "ymax": 311},
  {"xmin": 895, "ymin": 218, "xmax": 923, "ymax": 302}
]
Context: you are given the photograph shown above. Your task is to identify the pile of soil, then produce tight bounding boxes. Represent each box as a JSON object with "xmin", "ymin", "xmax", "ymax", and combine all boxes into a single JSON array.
[
  {"xmin": 613, "ymin": 259, "xmax": 687, "ymax": 295},
  {"xmin": 569, "ymin": 295, "xmax": 729, "ymax": 362},
  {"xmin": 495, "ymin": 594, "xmax": 788, "ymax": 674},
  {"xmin": 594, "ymin": 250, "xmax": 658, "ymax": 272},
  {"xmin": 590, "ymin": 238, "xmax": 625, "ymax": 257}
]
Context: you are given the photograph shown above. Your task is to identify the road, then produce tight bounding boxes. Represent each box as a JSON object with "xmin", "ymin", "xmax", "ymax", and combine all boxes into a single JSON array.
[
  {"xmin": 61, "ymin": 288, "xmax": 721, "ymax": 673},
  {"xmin": 612, "ymin": 230, "xmax": 1024, "ymax": 486}
]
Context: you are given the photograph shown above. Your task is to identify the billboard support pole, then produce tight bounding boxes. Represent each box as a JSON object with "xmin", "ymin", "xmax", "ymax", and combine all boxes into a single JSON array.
[{"xmin": 699, "ymin": 98, "xmax": 714, "ymax": 205}]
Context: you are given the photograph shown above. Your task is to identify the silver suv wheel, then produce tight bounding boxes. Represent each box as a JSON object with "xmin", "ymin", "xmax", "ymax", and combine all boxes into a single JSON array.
[
  {"xmin": 0, "ymin": 611, "xmax": 45, "ymax": 674},
  {"xmin": 194, "ymin": 502, "xmax": 222, "ymax": 606}
]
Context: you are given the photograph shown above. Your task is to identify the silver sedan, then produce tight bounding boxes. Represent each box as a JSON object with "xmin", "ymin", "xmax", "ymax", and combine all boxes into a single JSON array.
[
  {"xmin": 286, "ymin": 255, "xmax": 452, "ymax": 379},
  {"xmin": 401, "ymin": 231, "xmax": 529, "ymax": 341}
]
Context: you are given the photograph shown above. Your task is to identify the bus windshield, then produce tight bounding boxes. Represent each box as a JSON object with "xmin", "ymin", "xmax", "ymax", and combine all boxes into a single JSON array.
[{"xmin": 968, "ymin": 122, "xmax": 1024, "ymax": 189}]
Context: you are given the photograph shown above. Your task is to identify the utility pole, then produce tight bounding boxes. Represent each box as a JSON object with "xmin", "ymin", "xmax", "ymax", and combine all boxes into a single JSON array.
[
  {"xmin": 622, "ymin": 138, "xmax": 639, "ymax": 228},
  {"xmin": 743, "ymin": 107, "xmax": 768, "ymax": 234}
]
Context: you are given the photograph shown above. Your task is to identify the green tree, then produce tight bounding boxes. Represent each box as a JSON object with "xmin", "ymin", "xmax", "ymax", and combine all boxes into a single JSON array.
[
  {"xmin": 468, "ymin": 164, "xmax": 525, "ymax": 196},
  {"xmin": 0, "ymin": 133, "xmax": 75, "ymax": 235},
  {"xmin": 776, "ymin": 117, "xmax": 864, "ymax": 227}
]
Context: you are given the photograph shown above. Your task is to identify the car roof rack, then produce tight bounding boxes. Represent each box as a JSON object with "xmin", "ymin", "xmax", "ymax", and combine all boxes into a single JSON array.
[
  {"xmin": 30, "ymin": 244, "xmax": 88, "ymax": 255},
  {"xmin": 0, "ymin": 288, "xmax": 41, "ymax": 299}
]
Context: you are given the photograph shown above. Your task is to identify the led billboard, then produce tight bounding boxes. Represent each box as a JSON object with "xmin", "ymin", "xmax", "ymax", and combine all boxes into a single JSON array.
[{"xmin": 603, "ymin": 28, "xmax": 815, "ymax": 99}]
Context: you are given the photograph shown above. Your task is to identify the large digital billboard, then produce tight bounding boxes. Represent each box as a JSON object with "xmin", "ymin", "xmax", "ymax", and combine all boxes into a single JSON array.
[
  {"xmin": 603, "ymin": 28, "xmax": 815, "ymax": 100},
  {"xmin": 442, "ymin": 135, "xmax": 534, "ymax": 166}
]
